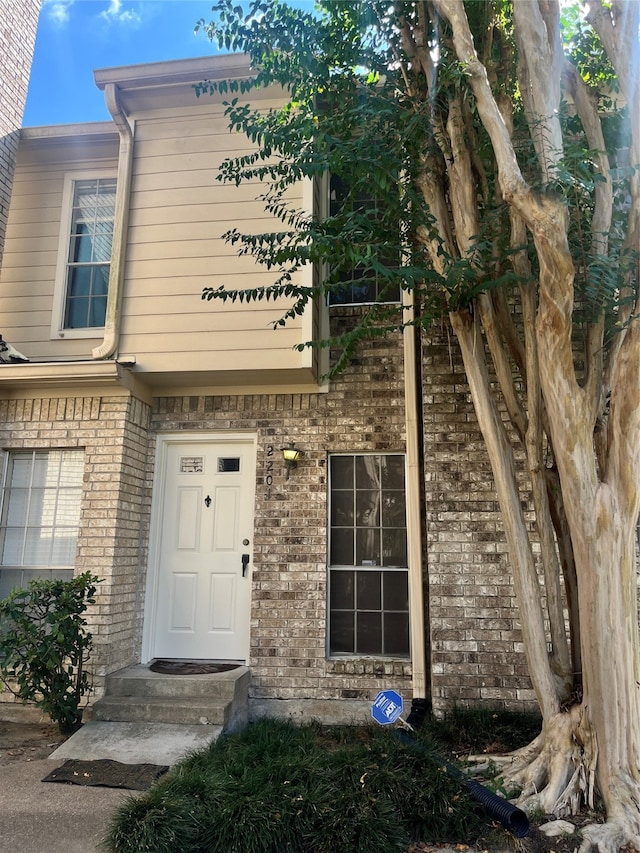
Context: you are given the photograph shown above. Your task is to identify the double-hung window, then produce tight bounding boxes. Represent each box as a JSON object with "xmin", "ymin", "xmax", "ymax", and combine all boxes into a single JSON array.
[
  {"xmin": 0, "ymin": 450, "xmax": 84, "ymax": 599},
  {"xmin": 52, "ymin": 175, "xmax": 117, "ymax": 336},
  {"xmin": 329, "ymin": 454, "xmax": 409, "ymax": 657},
  {"xmin": 327, "ymin": 174, "xmax": 401, "ymax": 306}
]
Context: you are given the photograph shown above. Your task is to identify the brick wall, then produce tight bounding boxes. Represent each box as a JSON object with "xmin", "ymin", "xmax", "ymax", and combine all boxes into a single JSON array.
[
  {"xmin": 0, "ymin": 392, "xmax": 151, "ymax": 705},
  {"xmin": 421, "ymin": 327, "xmax": 535, "ymax": 712},
  {"xmin": 0, "ymin": 0, "xmax": 41, "ymax": 266},
  {"xmin": 0, "ymin": 311, "xmax": 537, "ymax": 718},
  {"xmin": 149, "ymin": 308, "xmax": 413, "ymax": 713}
]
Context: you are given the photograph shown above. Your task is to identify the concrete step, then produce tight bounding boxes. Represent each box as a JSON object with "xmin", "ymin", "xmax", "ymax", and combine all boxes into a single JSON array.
[
  {"xmin": 92, "ymin": 695, "xmax": 231, "ymax": 727},
  {"xmin": 91, "ymin": 664, "xmax": 250, "ymax": 732},
  {"xmin": 104, "ymin": 664, "xmax": 250, "ymax": 701}
]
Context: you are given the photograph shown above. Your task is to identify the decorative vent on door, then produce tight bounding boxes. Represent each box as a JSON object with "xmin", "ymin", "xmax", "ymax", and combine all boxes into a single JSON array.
[{"xmin": 180, "ymin": 456, "xmax": 204, "ymax": 473}]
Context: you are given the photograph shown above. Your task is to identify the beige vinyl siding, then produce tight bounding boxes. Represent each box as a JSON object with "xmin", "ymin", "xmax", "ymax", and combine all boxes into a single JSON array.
[
  {"xmin": 0, "ymin": 134, "xmax": 119, "ymax": 360},
  {"xmin": 118, "ymin": 101, "xmax": 313, "ymax": 377},
  {"xmin": 0, "ymin": 91, "xmax": 316, "ymax": 383}
]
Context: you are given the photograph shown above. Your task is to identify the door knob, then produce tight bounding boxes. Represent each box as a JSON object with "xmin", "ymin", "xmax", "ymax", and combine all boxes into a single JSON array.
[{"xmin": 241, "ymin": 554, "xmax": 250, "ymax": 577}]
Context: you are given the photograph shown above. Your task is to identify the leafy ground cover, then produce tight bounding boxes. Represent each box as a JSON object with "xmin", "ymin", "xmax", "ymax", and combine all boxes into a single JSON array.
[{"xmin": 104, "ymin": 708, "xmax": 567, "ymax": 853}]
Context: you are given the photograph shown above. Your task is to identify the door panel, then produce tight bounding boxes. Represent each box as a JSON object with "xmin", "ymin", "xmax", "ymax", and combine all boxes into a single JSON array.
[{"xmin": 152, "ymin": 439, "xmax": 255, "ymax": 661}]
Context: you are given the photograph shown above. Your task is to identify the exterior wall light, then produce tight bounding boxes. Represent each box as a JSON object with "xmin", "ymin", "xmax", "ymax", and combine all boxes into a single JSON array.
[{"xmin": 282, "ymin": 443, "xmax": 302, "ymax": 479}]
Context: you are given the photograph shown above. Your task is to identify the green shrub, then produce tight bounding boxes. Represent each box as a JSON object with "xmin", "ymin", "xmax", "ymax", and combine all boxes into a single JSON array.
[
  {"xmin": 0, "ymin": 572, "xmax": 100, "ymax": 732},
  {"xmin": 105, "ymin": 718, "xmax": 490, "ymax": 853},
  {"xmin": 424, "ymin": 705, "xmax": 542, "ymax": 756}
]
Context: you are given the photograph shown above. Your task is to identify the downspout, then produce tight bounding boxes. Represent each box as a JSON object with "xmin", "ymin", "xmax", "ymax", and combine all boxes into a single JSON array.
[
  {"xmin": 93, "ymin": 82, "xmax": 133, "ymax": 360},
  {"xmin": 403, "ymin": 285, "xmax": 428, "ymax": 717}
]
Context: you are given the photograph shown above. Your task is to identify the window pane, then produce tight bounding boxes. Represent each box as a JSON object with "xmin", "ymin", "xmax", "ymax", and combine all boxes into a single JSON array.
[
  {"xmin": 356, "ymin": 527, "xmax": 380, "ymax": 565},
  {"xmin": 50, "ymin": 534, "xmax": 78, "ymax": 565},
  {"xmin": 8, "ymin": 457, "xmax": 32, "ymax": 488},
  {"xmin": 5, "ymin": 489, "xmax": 28, "ymax": 526},
  {"xmin": 60, "ymin": 453, "xmax": 84, "ymax": 480},
  {"xmin": 330, "ymin": 528, "xmax": 354, "ymax": 566},
  {"xmin": 357, "ymin": 570, "xmax": 381, "ymax": 610},
  {"xmin": 92, "ymin": 231, "xmax": 113, "ymax": 263},
  {"xmin": 56, "ymin": 490, "xmax": 82, "ymax": 525},
  {"xmin": 331, "ymin": 491, "xmax": 353, "ymax": 526},
  {"xmin": 67, "ymin": 265, "xmax": 92, "ymax": 297},
  {"xmin": 330, "ymin": 570, "xmax": 354, "ymax": 610},
  {"xmin": 93, "ymin": 265, "xmax": 110, "ymax": 295},
  {"xmin": 330, "ymin": 456, "xmax": 353, "ymax": 490},
  {"xmin": 330, "ymin": 612, "xmax": 354, "ymax": 654},
  {"xmin": 355, "ymin": 455, "xmax": 379, "ymax": 489},
  {"xmin": 384, "ymin": 613, "xmax": 410, "ymax": 656},
  {"xmin": 1, "ymin": 529, "xmax": 23, "ymax": 564},
  {"xmin": 65, "ymin": 297, "xmax": 90, "ymax": 329},
  {"xmin": 27, "ymin": 489, "xmax": 51, "ymax": 526},
  {"xmin": 88, "ymin": 294, "xmax": 107, "ymax": 327},
  {"xmin": 382, "ymin": 528, "xmax": 407, "ymax": 567},
  {"xmin": 23, "ymin": 527, "xmax": 52, "ymax": 564},
  {"xmin": 381, "ymin": 456, "xmax": 405, "ymax": 489},
  {"xmin": 382, "ymin": 491, "xmax": 406, "ymax": 527},
  {"xmin": 357, "ymin": 612, "xmax": 382, "ymax": 654},
  {"xmin": 384, "ymin": 571, "xmax": 408, "ymax": 611},
  {"xmin": 69, "ymin": 227, "xmax": 93, "ymax": 263},
  {"xmin": 32, "ymin": 452, "xmax": 53, "ymax": 486},
  {"xmin": 356, "ymin": 489, "xmax": 379, "ymax": 527}
]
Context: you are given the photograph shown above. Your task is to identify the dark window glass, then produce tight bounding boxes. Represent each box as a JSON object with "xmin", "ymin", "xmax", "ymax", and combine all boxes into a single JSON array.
[
  {"xmin": 330, "ymin": 528, "xmax": 354, "ymax": 566},
  {"xmin": 329, "ymin": 455, "xmax": 408, "ymax": 657},
  {"xmin": 357, "ymin": 612, "xmax": 382, "ymax": 654},
  {"xmin": 330, "ymin": 611, "xmax": 354, "ymax": 654},
  {"xmin": 383, "ymin": 612, "xmax": 410, "ymax": 656},
  {"xmin": 357, "ymin": 570, "xmax": 381, "ymax": 610},
  {"xmin": 327, "ymin": 175, "xmax": 400, "ymax": 305},
  {"xmin": 217, "ymin": 458, "xmax": 240, "ymax": 473},
  {"xmin": 330, "ymin": 570, "xmax": 354, "ymax": 610}
]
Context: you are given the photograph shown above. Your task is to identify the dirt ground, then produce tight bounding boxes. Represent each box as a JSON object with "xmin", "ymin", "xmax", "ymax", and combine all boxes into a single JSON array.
[{"xmin": 0, "ymin": 718, "xmax": 68, "ymax": 762}]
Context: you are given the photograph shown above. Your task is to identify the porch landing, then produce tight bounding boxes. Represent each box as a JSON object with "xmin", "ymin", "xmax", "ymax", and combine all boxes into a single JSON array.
[
  {"xmin": 50, "ymin": 663, "xmax": 250, "ymax": 765},
  {"xmin": 91, "ymin": 663, "xmax": 250, "ymax": 730}
]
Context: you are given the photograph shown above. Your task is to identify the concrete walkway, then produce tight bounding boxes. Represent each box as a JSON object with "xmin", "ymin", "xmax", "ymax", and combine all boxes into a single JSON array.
[
  {"xmin": 0, "ymin": 721, "xmax": 221, "ymax": 853},
  {"xmin": 0, "ymin": 758, "xmax": 128, "ymax": 853},
  {"xmin": 50, "ymin": 719, "xmax": 222, "ymax": 764}
]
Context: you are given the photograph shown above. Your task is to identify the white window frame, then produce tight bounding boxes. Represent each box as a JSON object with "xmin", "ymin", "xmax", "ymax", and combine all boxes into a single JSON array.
[
  {"xmin": 0, "ymin": 449, "xmax": 84, "ymax": 597},
  {"xmin": 51, "ymin": 170, "xmax": 117, "ymax": 340},
  {"xmin": 327, "ymin": 452, "xmax": 410, "ymax": 658}
]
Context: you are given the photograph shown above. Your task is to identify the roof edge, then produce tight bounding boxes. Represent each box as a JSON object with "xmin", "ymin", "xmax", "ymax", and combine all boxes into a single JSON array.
[
  {"xmin": 94, "ymin": 53, "xmax": 252, "ymax": 92},
  {"xmin": 20, "ymin": 121, "xmax": 117, "ymax": 140}
]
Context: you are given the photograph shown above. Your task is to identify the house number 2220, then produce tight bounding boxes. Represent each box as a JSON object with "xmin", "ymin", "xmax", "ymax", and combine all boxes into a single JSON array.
[{"xmin": 264, "ymin": 445, "xmax": 274, "ymax": 499}]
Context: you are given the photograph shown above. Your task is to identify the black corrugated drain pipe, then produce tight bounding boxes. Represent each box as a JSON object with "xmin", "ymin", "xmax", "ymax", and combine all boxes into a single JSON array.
[{"xmin": 395, "ymin": 730, "xmax": 530, "ymax": 838}]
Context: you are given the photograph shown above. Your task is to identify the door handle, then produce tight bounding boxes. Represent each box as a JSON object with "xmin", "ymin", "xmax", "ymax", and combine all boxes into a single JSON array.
[{"xmin": 241, "ymin": 554, "xmax": 250, "ymax": 577}]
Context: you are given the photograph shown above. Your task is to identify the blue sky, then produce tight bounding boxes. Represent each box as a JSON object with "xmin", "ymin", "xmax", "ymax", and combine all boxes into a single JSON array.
[{"xmin": 24, "ymin": 0, "xmax": 312, "ymax": 127}]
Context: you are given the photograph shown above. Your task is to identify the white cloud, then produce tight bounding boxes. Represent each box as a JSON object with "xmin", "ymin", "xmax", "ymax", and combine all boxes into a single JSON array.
[
  {"xmin": 99, "ymin": 0, "xmax": 142, "ymax": 26},
  {"xmin": 43, "ymin": 0, "xmax": 76, "ymax": 25}
]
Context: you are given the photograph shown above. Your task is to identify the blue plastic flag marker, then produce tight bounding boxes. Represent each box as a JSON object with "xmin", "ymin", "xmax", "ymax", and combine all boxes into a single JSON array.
[{"xmin": 371, "ymin": 690, "xmax": 404, "ymax": 725}]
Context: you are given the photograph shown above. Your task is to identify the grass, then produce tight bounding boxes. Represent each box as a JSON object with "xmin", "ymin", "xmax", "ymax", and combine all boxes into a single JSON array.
[{"xmin": 104, "ymin": 707, "xmax": 542, "ymax": 853}]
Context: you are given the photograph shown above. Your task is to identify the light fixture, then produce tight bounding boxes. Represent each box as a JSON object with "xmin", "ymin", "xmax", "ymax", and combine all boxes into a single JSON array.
[{"xmin": 282, "ymin": 442, "xmax": 302, "ymax": 479}]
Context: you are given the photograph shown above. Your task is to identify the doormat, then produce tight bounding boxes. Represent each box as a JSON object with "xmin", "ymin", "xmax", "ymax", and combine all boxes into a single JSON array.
[
  {"xmin": 149, "ymin": 660, "xmax": 241, "ymax": 675},
  {"xmin": 42, "ymin": 759, "xmax": 169, "ymax": 791}
]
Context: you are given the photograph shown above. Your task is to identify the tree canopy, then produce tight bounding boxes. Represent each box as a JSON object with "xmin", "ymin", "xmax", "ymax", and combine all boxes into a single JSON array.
[{"xmin": 196, "ymin": 3, "xmax": 640, "ymax": 849}]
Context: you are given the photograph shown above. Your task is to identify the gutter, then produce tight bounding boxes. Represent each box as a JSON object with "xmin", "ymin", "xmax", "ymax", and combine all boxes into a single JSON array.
[
  {"xmin": 403, "ymin": 286, "xmax": 428, "ymax": 710},
  {"xmin": 92, "ymin": 82, "xmax": 133, "ymax": 360}
]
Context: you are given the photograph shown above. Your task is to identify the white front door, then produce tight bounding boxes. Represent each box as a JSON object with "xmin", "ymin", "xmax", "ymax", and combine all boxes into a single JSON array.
[{"xmin": 150, "ymin": 436, "xmax": 255, "ymax": 661}]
